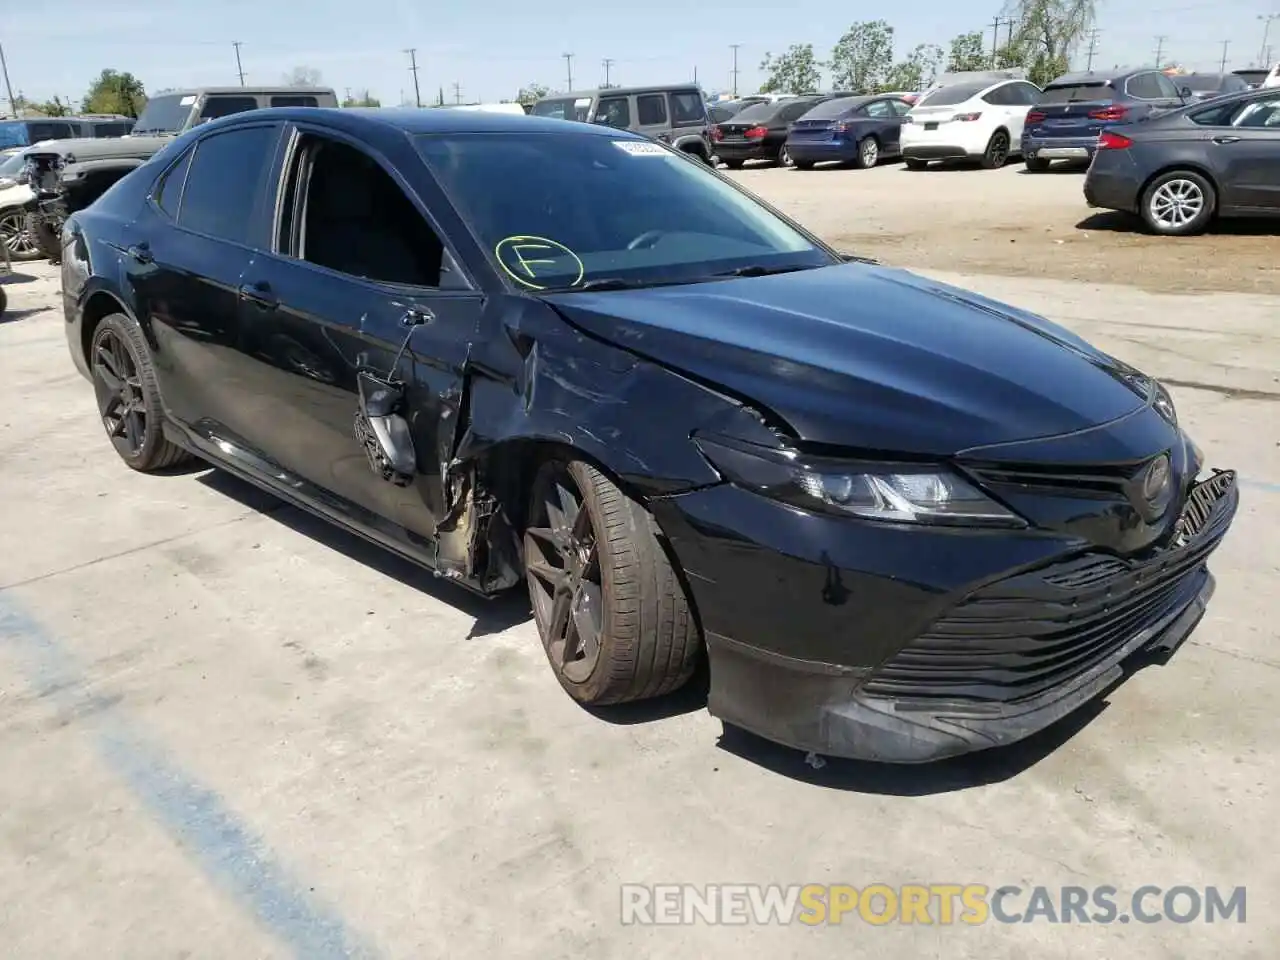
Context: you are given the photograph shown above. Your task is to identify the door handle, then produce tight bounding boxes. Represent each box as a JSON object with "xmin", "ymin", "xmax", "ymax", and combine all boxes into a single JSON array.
[
  {"xmin": 126, "ymin": 243, "xmax": 152, "ymax": 264},
  {"xmin": 1212, "ymin": 135, "xmax": 1241, "ymax": 144},
  {"xmin": 238, "ymin": 280, "xmax": 278, "ymax": 309},
  {"xmin": 400, "ymin": 306, "xmax": 434, "ymax": 327}
]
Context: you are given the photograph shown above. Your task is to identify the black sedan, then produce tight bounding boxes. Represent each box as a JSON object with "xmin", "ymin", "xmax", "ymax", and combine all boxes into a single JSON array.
[
  {"xmin": 785, "ymin": 94, "xmax": 912, "ymax": 169},
  {"xmin": 60, "ymin": 107, "xmax": 1237, "ymax": 763},
  {"xmin": 712, "ymin": 95, "xmax": 834, "ymax": 167},
  {"xmin": 1085, "ymin": 86, "xmax": 1280, "ymax": 235}
]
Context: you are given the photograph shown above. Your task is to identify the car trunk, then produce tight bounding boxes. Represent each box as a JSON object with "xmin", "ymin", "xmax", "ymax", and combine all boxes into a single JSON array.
[
  {"xmin": 1026, "ymin": 81, "xmax": 1121, "ymax": 139},
  {"xmin": 787, "ymin": 118, "xmax": 838, "ymax": 141},
  {"xmin": 905, "ymin": 105, "xmax": 968, "ymax": 131},
  {"xmin": 714, "ymin": 117, "xmax": 775, "ymax": 143}
]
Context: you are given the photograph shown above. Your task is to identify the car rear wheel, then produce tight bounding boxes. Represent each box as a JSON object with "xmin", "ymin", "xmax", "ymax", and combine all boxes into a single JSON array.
[
  {"xmin": 980, "ymin": 130, "xmax": 1011, "ymax": 169},
  {"xmin": 777, "ymin": 145, "xmax": 793, "ymax": 167},
  {"xmin": 0, "ymin": 209, "xmax": 40, "ymax": 261},
  {"xmin": 523, "ymin": 457, "xmax": 701, "ymax": 706},
  {"xmin": 904, "ymin": 157, "xmax": 927, "ymax": 170},
  {"xmin": 723, "ymin": 159, "xmax": 744, "ymax": 169},
  {"xmin": 90, "ymin": 313, "xmax": 194, "ymax": 472},
  {"xmin": 1024, "ymin": 156, "xmax": 1051, "ymax": 172},
  {"xmin": 1140, "ymin": 171, "xmax": 1215, "ymax": 236},
  {"xmin": 854, "ymin": 136, "xmax": 879, "ymax": 169}
]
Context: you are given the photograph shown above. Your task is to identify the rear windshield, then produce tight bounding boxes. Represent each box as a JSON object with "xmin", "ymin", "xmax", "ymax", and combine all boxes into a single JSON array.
[
  {"xmin": 1040, "ymin": 82, "xmax": 1113, "ymax": 103},
  {"xmin": 798, "ymin": 96, "xmax": 861, "ymax": 119},
  {"xmin": 917, "ymin": 82, "xmax": 990, "ymax": 106},
  {"xmin": 730, "ymin": 101, "xmax": 783, "ymax": 123},
  {"xmin": 530, "ymin": 97, "xmax": 590, "ymax": 122}
]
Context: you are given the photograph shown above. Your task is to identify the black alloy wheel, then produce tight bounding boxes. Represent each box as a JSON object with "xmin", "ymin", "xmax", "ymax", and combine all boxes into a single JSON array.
[
  {"xmin": 981, "ymin": 130, "xmax": 1011, "ymax": 169},
  {"xmin": 524, "ymin": 462, "xmax": 607, "ymax": 688},
  {"xmin": 90, "ymin": 313, "xmax": 193, "ymax": 471}
]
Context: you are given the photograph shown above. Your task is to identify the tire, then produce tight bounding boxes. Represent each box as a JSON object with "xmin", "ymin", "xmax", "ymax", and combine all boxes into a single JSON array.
[
  {"xmin": 777, "ymin": 145, "xmax": 793, "ymax": 167},
  {"xmin": 1140, "ymin": 170, "xmax": 1215, "ymax": 236},
  {"xmin": 523, "ymin": 457, "xmax": 701, "ymax": 706},
  {"xmin": 89, "ymin": 313, "xmax": 194, "ymax": 472},
  {"xmin": 854, "ymin": 136, "xmax": 880, "ymax": 169},
  {"xmin": 980, "ymin": 129, "xmax": 1011, "ymax": 169},
  {"xmin": 0, "ymin": 286, "xmax": 6, "ymax": 318},
  {"xmin": 0, "ymin": 208, "xmax": 41, "ymax": 261},
  {"xmin": 723, "ymin": 159, "xmax": 744, "ymax": 170},
  {"xmin": 1024, "ymin": 156, "xmax": 1051, "ymax": 172},
  {"xmin": 903, "ymin": 157, "xmax": 927, "ymax": 170}
]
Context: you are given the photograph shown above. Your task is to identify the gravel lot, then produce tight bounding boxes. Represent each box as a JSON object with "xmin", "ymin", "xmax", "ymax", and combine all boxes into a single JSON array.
[
  {"xmin": 1, "ymin": 166, "xmax": 1278, "ymax": 960},
  {"xmin": 732, "ymin": 160, "xmax": 1280, "ymax": 295}
]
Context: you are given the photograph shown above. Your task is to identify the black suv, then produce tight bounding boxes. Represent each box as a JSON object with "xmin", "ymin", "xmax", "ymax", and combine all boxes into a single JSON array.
[
  {"xmin": 530, "ymin": 84, "xmax": 713, "ymax": 162},
  {"xmin": 0, "ymin": 115, "xmax": 134, "ymax": 154}
]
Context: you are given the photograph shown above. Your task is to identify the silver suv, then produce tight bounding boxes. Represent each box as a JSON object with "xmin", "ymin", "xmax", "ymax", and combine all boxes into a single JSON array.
[{"xmin": 530, "ymin": 84, "xmax": 713, "ymax": 163}]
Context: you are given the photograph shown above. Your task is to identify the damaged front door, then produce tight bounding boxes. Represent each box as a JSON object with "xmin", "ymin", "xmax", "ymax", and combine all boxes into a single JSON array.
[{"xmin": 234, "ymin": 124, "xmax": 483, "ymax": 562}]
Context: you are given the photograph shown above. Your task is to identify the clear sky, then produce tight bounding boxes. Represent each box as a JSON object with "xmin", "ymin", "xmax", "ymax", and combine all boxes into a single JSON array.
[{"xmin": 4, "ymin": 0, "xmax": 1278, "ymax": 108}]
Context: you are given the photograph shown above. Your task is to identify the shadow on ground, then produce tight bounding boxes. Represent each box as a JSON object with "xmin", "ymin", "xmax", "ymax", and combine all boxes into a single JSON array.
[{"xmin": 1076, "ymin": 210, "xmax": 1280, "ymax": 237}]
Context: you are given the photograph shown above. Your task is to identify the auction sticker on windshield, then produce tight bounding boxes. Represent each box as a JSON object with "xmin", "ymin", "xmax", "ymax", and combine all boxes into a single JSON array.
[
  {"xmin": 613, "ymin": 141, "xmax": 667, "ymax": 156},
  {"xmin": 494, "ymin": 235, "xmax": 584, "ymax": 289}
]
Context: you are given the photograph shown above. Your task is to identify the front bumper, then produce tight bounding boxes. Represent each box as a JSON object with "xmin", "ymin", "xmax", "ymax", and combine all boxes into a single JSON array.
[{"xmin": 652, "ymin": 468, "xmax": 1238, "ymax": 763}]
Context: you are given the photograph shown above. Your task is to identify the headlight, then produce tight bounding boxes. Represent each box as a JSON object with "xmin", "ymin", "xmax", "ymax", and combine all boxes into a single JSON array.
[
  {"xmin": 694, "ymin": 434, "xmax": 1026, "ymax": 528},
  {"xmin": 1152, "ymin": 380, "xmax": 1177, "ymax": 425}
]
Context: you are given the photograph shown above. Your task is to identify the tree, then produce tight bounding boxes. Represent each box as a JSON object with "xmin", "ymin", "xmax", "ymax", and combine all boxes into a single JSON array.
[
  {"xmin": 882, "ymin": 43, "xmax": 944, "ymax": 92},
  {"xmin": 947, "ymin": 31, "xmax": 990, "ymax": 72},
  {"xmin": 33, "ymin": 96, "xmax": 71, "ymax": 117},
  {"xmin": 758, "ymin": 44, "xmax": 823, "ymax": 93},
  {"xmin": 516, "ymin": 83, "xmax": 550, "ymax": 106},
  {"xmin": 341, "ymin": 90, "xmax": 381, "ymax": 107},
  {"xmin": 82, "ymin": 69, "xmax": 146, "ymax": 118},
  {"xmin": 829, "ymin": 21, "xmax": 895, "ymax": 93},
  {"xmin": 283, "ymin": 65, "xmax": 323, "ymax": 87},
  {"xmin": 1004, "ymin": 0, "xmax": 1094, "ymax": 86}
]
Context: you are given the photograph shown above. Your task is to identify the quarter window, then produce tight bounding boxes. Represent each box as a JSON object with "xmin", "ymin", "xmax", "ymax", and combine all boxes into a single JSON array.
[
  {"xmin": 270, "ymin": 95, "xmax": 319, "ymax": 107},
  {"xmin": 637, "ymin": 94, "xmax": 667, "ymax": 125},
  {"xmin": 154, "ymin": 146, "xmax": 194, "ymax": 216},
  {"xmin": 177, "ymin": 125, "xmax": 277, "ymax": 243},
  {"xmin": 1126, "ymin": 73, "xmax": 1165, "ymax": 99}
]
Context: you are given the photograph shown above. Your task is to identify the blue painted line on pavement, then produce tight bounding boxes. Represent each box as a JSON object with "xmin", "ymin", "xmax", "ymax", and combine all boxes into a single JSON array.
[{"xmin": 0, "ymin": 596, "xmax": 377, "ymax": 960}]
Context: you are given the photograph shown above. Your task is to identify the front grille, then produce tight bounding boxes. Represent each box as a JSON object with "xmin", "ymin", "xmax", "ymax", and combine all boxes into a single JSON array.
[{"xmin": 862, "ymin": 471, "xmax": 1235, "ymax": 705}]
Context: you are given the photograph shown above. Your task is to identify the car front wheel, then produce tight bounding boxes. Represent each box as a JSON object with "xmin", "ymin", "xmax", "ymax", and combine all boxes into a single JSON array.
[
  {"xmin": 0, "ymin": 209, "xmax": 41, "ymax": 261},
  {"xmin": 1140, "ymin": 170, "xmax": 1215, "ymax": 236},
  {"xmin": 523, "ymin": 457, "xmax": 701, "ymax": 706},
  {"xmin": 90, "ymin": 313, "xmax": 194, "ymax": 472}
]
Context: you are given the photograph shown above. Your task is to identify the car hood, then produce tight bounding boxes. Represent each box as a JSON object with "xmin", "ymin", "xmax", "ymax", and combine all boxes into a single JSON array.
[
  {"xmin": 25, "ymin": 134, "xmax": 171, "ymax": 163},
  {"xmin": 540, "ymin": 264, "xmax": 1149, "ymax": 455}
]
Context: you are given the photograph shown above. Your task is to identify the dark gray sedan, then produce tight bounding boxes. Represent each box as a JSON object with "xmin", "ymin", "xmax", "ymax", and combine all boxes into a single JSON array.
[{"xmin": 1084, "ymin": 86, "xmax": 1280, "ymax": 235}]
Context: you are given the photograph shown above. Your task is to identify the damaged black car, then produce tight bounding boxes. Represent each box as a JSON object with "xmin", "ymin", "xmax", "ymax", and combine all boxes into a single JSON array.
[{"xmin": 59, "ymin": 108, "xmax": 1238, "ymax": 762}]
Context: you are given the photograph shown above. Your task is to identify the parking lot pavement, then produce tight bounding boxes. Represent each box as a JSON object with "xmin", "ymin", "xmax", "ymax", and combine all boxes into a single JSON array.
[
  {"xmin": 732, "ymin": 161, "xmax": 1280, "ymax": 295},
  {"xmin": 2, "ymin": 251, "xmax": 1277, "ymax": 960}
]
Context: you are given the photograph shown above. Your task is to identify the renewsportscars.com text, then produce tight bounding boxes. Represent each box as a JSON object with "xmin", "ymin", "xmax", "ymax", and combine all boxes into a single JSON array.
[{"xmin": 620, "ymin": 883, "xmax": 1247, "ymax": 926}]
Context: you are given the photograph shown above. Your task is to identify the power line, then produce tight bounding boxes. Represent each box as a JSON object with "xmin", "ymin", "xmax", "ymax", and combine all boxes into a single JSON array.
[
  {"xmin": 405, "ymin": 48, "xmax": 421, "ymax": 108},
  {"xmin": 730, "ymin": 44, "xmax": 740, "ymax": 98},
  {"xmin": 231, "ymin": 41, "xmax": 246, "ymax": 86},
  {"xmin": 602, "ymin": 57, "xmax": 615, "ymax": 86},
  {"xmin": 563, "ymin": 52, "xmax": 574, "ymax": 91},
  {"xmin": 0, "ymin": 40, "xmax": 18, "ymax": 118}
]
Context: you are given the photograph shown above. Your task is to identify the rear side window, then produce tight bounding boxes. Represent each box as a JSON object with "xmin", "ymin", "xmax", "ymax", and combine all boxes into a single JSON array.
[
  {"xmin": 153, "ymin": 146, "xmax": 194, "ymax": 216},
  {"xmin": 270, "ymin": 95, "xmax": 320, "ymax": 107},
  {"xmin": 93, "ymin": 122, "xmax": 132, "ymax": 137},
  {"xmin": 28, "ymin": 121, "xmax": 76, "ymax": 141},
  {"xmin": 982, "ymin": 85, "xmax": 1012, "ymax": 105},
  {"xmin": 864, "ymin": 99, "xmax": 895, "ymax": 118},
  {"xmin": 1040, "ymin": 83, "xmax": 1112, "ymax": 103},
  {"xmin": 669, "ymin": 91, "xmax": 705, "ymax": 124},
  {"xmin": 199, "ymin": 95, "xmax": 261, "ymax": 121},
  {"xmin": 637, "ymin": 94, "xmax": 667, "ymax": 126},
  {"xmin": 889, "ymin": 99, "xmax": 912, "ymax": 115},
  {"xmin": 1126, "ymin": 73, "xmax": 1166, "ymax": 99},
  {"xmin": 177, "ymin": 125, "xmax": 277, "ymax": 243}
]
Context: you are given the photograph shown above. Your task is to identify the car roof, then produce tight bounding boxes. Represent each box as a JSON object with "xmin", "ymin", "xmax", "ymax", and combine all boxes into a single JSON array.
[
  {"xmin": 540, "ymin": 84, "xmax": 700, "ymax": 100},
  {"xmin": 203, "ymin": 106, "xmax": 639, "ymax": 138},
  {"xmin": 157, "ymin": 86, "xmax": 335, "ymax": 96},
  {"xmin": 1047, "ymin": 68, "xmax": 1154, "ymax": 86}
]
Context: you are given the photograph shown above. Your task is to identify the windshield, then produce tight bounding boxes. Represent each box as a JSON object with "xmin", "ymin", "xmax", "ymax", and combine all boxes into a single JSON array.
[
  {"xmin": 132, "ymin": 94, "xmax": 196, "ymax": 134},
  {"xmin": 530, "ymin": 97, "xmax": 590, "ymax": 122},
  {"xmin": 916, "ymin": 82, "xmax": 990, "ymax": 107},
  {"xmin": 415, "ymin": 132, "xmax": 833, "ymax": 292},
  {"xmin": 0, "ymin": 121, "xmax": 30, "ymax": 149},
  {"xmin": 799, "ymin": 96, "xmax": 861, "ymax": 119},
  {"xmin": 1040, "ymin": 82, "xmax": 1113, "ymax": 103},
  {"xmin": 0, "ymin": 150, "xmax": 26, "ymax": 177}
]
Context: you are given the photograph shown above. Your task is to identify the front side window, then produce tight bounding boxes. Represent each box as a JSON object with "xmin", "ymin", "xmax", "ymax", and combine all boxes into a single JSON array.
[
  {"xmin": 864, "ymin": 99, "xmax": 894, "ymax": 118},
  {"xmin": 416, "ymin": 131, "xmax": 834, "ymax": 292},
  {"xmin": 594, "ymin": 97, "xmax": 631, "ymax": 128},
  {"xmin": 1232, "ymin": 96, "xmax": 1280, "ymax": 127},
  {"xmin": 177, "ymin": 125, "xmax": 277, "ymax": 243}
]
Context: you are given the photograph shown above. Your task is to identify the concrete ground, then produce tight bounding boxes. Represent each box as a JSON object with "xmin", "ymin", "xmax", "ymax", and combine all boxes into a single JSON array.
[{"xmin": 1, "ymin": 161, "xmax": 1278, "ymax": 959}]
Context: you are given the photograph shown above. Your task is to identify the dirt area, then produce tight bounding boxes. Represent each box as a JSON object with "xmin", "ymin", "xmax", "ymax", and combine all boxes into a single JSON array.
[{"xmin": 731, "ymin": 161, "xmax": 1280, "ymax": 295}]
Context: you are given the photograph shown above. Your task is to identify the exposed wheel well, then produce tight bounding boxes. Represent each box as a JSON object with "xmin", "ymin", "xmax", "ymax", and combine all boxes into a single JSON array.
[
  {"xmin": 80, "ymin": 291, "xmax": 128, "ymax": 365},
  {"xmin": 1138, "ymin": 164, "xmax": 1220, "ymax": 214},
  {"xmin": 679, "ymin": 141, "xmax": 707, "ymax": 159}
]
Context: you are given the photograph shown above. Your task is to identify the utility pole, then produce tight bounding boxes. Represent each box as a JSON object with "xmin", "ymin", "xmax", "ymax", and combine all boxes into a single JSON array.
[
  {"xmin": 1085, "ymin": 29, "xmax": 1101, "ymax": 71},
  {"xmin": 1219, "ymin": 40, "xmax": 1230, "ymax": 73},
  {"xmin": 693, "ymin": 65, "xmax": 698, "ymax": 85},
  {"xmin": 730, "ymin": 44, "xmax": 740, "ymax": 97},
  {"xmin": 452, "ymin": 81, "xmax": 462, "ymax": 104},
  {"xmin": 0, "ymin": 40, "xmax": 17, "ymax": 118},
  {"xmin": 563, "ymin": 52, "xmax": 574, "ymax": 90},
  {"xmin": 405, "ymin": 48, "xmax": 422, "ymax": 107},
  {"xmin": 344, "ymin": 86, "xmax": 352, "ymax": 105},
  {"xmin": 991, "ymin": 18, "xmax": 1015, "ymax": 68},
  {"xmin": 1260, "ymin": 14, "xmax": 1280, "ymax": 66},
  {"xmin": 1153, "ymin": 35, "xmax": 1167, "ymax": 68},
  {"xmin": 232, "ymin": 41, "xmax": 246, "ymax": 86},
  {"xmin": 602, "ymin": 58, "xmax": 614, "ymax": 86}
]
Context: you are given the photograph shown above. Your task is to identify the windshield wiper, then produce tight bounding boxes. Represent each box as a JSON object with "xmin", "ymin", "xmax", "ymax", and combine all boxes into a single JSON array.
[
  {"xmin": 710, "ymin": 263, "xmax": 822, "ymax": 278},
  {"xmin": 574, "ymin": 277, "xmax": 647, "ymax": 291}
]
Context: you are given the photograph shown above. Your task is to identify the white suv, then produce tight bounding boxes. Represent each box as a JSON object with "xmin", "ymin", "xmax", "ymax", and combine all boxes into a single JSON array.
[{"xmin": 901, "ymin": 78, "xmax": 1042, "ymax": 169}]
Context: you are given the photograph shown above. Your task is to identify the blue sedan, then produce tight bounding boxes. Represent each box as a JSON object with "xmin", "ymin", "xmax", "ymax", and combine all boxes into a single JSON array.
[{"xmin": 785, "ymin": 95, "xmax": 914, "ymax": 169}]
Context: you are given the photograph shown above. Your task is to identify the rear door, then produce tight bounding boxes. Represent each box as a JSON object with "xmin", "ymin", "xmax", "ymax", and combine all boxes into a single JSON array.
[
  {"xmin": 863, "ymin": 98, "xmax": 905, "ymax": 149},
  {"xmin": 634, "ymin": 92, "xmax": 670, "ymax": 140},
  {"xmin": 1025, "ymin": 79, "xmax": 1118, "ymax": 140}
]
